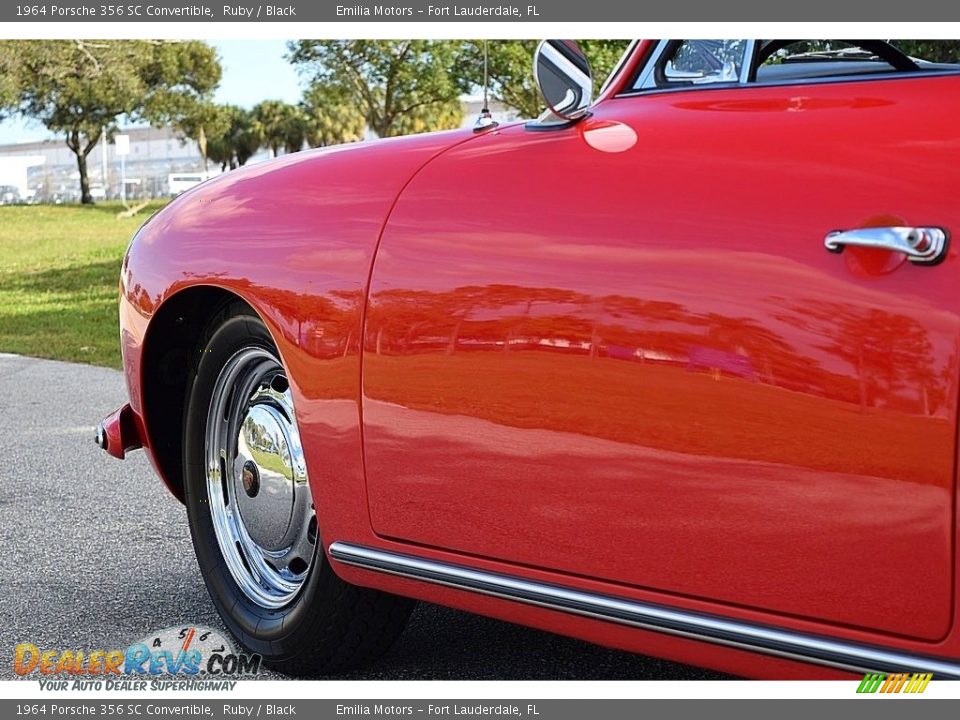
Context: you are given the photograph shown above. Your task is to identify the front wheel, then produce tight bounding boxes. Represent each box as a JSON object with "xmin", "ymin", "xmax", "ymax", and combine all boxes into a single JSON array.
[{"xmin": 182, "ymin": 302, "xmax": 414, "ymax": 675}]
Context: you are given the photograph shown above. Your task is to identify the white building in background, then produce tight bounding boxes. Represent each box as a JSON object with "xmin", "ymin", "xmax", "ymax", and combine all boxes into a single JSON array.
[
  {"xmin": 0, "ymin": 155, "xmax": 45, "ymax": 201},
  {"xmin": 0, "ymin": 99, "xmax": 518, "ymax": 203},
  {"xmin": 0, "ymin": 126, "xmax": 211, "ymax": 202},
  {"xmin": 461, "ymin": 97, "xmax": 517, "ymax": 127}
]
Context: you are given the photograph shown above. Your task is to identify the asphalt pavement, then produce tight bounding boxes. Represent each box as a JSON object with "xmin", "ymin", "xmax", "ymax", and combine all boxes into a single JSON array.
[{"xmin": 0, "ymin": 353, "xmax": 723, "ymax": 681}]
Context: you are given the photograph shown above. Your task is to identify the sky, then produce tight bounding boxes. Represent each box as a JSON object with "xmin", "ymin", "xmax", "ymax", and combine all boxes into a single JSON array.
[{"xmin": 0, "ymin": 40, "xmax": 304, "ymax": 144}]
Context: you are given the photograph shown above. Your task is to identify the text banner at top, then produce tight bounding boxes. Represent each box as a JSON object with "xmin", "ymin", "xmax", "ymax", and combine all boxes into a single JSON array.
[{"xmin": 2, "ymin": 0, "xmax": 957, "ymax": 22}]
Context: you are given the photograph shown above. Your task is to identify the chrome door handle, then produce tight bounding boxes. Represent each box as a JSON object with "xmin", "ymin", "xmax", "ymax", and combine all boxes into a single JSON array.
[{"xmin": 824, "ymin": 226, "xmax": 948, "ymax": 264}]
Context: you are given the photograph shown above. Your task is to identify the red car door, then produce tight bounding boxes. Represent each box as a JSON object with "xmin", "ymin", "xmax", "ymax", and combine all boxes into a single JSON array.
[{"xmin": 362, "ymin": 65, "xmax": 960, "ymax": 641}]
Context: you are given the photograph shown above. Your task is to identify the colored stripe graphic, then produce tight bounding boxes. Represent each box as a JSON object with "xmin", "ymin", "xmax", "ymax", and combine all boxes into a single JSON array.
[
  {"xmin": 181, "ymin": 627, "xmax": 196, "ymax": 653},
  {"xmin": 858, "ymin": 672, "xmax": 931, "ymax": 694},
  {"xmin": 857, "ymin": 673, "xmax": 885, "ymax": 693}
]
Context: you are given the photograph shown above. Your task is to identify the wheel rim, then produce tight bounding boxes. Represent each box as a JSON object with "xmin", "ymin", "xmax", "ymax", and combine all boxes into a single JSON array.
[{"xmin": 205, "ymin": 346, "xmax": 316, "ymax": 609}]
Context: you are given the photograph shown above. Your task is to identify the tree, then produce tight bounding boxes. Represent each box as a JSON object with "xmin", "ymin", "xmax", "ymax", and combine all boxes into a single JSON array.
[
  {"xmin": 0, "ymin": 40, "xmax": 220, "ymax": 203},
  {"xmin": 288, "ymin": 40, "xmax": 467, "ymax": 138},
  {"xmin": 892, "ymin": 40, "xmax": 960, "ymax": 63},
  {"xmin": 204, "ymin": 105, "xmax": 260, "ymax": 170},
  {"xmin": 299, "ymin": 84, "xmax": 366, "ymax": 148},
  {"xmin": 174, "ymin": 100, "xmax": 225, "ymax": 172},
  {"xmin": 251, "ymin": 100, "xmax": 307, "ymax": 156},
  {"xmin": 455, "ymin": 40, "xmax": 631, "ymax": 119},
  {"xmin": 0, "ymin": 42, "xmax": 22, "ymax": 118}
]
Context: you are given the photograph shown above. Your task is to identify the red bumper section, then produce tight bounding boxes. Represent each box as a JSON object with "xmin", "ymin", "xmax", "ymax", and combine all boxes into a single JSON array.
[{"xmin": 96, "ymin": 404, "xmax": 146, "ymax": 460}]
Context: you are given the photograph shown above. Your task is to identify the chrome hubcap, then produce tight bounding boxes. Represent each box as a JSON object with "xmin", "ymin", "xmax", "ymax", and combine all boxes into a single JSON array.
[{"xmin": 205, "ymin": 347, "xmax": 315, "ymax": 609}]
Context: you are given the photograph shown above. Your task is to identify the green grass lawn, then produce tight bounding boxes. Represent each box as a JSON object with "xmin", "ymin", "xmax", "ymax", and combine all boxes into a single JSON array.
[{"xmin": 0, "ymin": 202, "xmax": 167, "ymax": 368}]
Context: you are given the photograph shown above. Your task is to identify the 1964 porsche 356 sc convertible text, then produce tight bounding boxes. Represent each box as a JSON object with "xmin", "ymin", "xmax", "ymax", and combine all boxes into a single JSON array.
[{"xmin": 99, "ymin": 39, "xmax": 960, "ymax": 678}]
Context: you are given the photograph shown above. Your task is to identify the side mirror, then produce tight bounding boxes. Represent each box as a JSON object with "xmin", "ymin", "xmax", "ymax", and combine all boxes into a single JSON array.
[{"xmin": 533, "ymin": 40, "xmax": 594, "ymax": 121}]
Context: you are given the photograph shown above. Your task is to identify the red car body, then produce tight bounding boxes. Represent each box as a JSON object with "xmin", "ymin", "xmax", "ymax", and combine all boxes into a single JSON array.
[{"xmin": 105, "ymin": 39, "xmax": 960, "ymax": 678}]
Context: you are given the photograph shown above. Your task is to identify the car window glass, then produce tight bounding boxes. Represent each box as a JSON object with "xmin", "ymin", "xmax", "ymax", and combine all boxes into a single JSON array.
[
  {"xmin": 756, "ymin": 40, "xmax": 960, "ymax": 82},
  {"xmin": 756, "ymin": 40, "xmax": 897, "ymax": 82},
  {"xmin": 894, "ymin": 41, "xmax": 960, "ymax": 63},
  {"xmin": 658, "ymin": 40, "xmax": 746, "ymax": 86},
  {"xmin": 632, "ymin": 40, "xmax": 960, "ymax": 92}
]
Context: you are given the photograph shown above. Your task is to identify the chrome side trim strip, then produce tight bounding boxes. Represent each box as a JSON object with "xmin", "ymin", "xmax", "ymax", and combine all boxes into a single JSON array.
[{"xmin": 328, "ymin": 541, "xmax": 960, "ymax": 678}]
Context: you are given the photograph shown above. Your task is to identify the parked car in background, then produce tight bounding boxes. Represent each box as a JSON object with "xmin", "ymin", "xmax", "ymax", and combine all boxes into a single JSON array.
[
  {"xmin": 0, "ymin": 185, "xmax": 21, "ymax": 205},
  {"xmin": 100, "ymin": 39, "xmax": 960, "ymax": 680},
  {"xmin": 167, "ymin": 172, "xmax": 214, "ymax": 196}
]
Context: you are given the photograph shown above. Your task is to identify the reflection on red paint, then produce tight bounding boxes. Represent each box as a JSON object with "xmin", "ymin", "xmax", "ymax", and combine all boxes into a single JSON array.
[
  {"xmin": 113, "ymin": 57, "xmax": 960, "ymax": 676},
  {"xmin": 673, "ymin": 96, "xmax": 895, "ymax": 113},
  {"xmin": 581, "ymin": 119, "xmax": 638, "ymax": 153},
  {"xmin": 363, "ymin": 75, "xmax": 960, "ymax": 641}
]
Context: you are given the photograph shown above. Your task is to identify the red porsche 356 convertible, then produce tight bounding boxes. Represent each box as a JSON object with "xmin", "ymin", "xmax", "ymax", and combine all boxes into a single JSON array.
[{"xmin": 99, "ymin": 39, "xmax": 960, "ymax": 679}]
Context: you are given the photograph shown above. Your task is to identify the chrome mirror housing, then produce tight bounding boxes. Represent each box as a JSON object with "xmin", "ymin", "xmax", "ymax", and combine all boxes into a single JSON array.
[{"xmin": 533, "ymin": 40, "xmax": 594, "ymax": 122}]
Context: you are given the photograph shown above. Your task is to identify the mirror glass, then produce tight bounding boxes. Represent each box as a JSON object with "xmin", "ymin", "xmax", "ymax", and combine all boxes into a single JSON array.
[{"xmin": 534, "ymin": 40, "xmax": 594, "ymax": 120}]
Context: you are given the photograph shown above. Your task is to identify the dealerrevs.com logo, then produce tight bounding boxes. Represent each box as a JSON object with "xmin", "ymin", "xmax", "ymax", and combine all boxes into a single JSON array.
[{"xmin": 14, "ymin": 626, "xmax": 261, "ymax": 691}]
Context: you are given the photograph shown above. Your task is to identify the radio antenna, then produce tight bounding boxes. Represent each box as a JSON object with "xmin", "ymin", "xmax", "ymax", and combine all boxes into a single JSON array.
[{"xmin": 474, "ymin": 40, "xmax": 498, "ymax": 131}]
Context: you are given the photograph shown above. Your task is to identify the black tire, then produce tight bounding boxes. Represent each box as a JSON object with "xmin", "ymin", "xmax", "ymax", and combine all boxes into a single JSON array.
[{"xmin": 182, "ymin": 300, "xmax": 414, "ymax": 675}]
